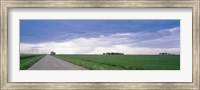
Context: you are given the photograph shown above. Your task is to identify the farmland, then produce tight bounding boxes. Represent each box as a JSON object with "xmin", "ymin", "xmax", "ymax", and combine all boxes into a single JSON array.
[
  {"xmin": 53, "ymin": 55, "xmax": 180, "ymax": 70},
  {"xmin": 20, "ymin": 54, "xmax": 45, "ymax": 70}
]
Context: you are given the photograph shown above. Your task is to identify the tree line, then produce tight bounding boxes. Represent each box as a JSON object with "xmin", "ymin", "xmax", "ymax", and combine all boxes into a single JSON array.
[{"xmin": 103, "ymin": 52, "xmax": 124, "ymax": 55}]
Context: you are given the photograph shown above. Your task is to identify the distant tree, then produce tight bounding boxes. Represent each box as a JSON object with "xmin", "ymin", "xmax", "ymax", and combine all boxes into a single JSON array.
[
  {"xmin": 50, "ymin": 51, "xmax": 56, "ymax": 55},
  {"xmin": 104, "ymin": 52, "xmax": 124, "ymax": 55}
]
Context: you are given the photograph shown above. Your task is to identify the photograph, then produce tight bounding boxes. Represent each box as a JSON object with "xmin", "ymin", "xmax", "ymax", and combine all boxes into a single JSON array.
[
  {"xmin": 20, "ymin": 20, "xmax": 180, "ymax": 70},
  {"xmin": 1, "ymin": 0, "xmax": 199, "ymax": 89}
]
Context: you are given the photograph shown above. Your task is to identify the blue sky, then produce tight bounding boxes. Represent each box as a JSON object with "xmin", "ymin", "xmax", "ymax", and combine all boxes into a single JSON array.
[{"xmin": 20, "ymin": 20, "xmax": 180, "ymax": 54}]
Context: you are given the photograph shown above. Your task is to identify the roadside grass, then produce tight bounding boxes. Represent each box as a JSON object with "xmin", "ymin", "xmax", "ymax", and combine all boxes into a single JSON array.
[
  {"xmin": 53, "ymin": 55, "xmax": 124, "ymax": 70},
  {"xmin": 20, "ymin": 54, "xmax": 45, "ymax": 70},
  {"xmin": 53, "ymin": 55, "xmax": 180, "ymax": 70}
]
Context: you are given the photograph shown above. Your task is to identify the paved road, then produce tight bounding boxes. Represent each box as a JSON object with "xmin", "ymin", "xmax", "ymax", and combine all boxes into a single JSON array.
[{"xmin": 28, "ymin": 55, "xmax": 87, "ymax": 70}]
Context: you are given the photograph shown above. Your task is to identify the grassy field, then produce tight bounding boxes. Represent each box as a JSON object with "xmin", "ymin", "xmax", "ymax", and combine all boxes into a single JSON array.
[
  {"xmin": 53, "ymin": 55, "xmax": 180, "ymax": 70},
  {"xmin": 20, "ymin": 54, "xmax": 45, "ymax": 70}
]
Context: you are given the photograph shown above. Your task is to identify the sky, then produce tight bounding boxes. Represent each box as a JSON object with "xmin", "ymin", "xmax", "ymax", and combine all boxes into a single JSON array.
[{"xmin": 20, "ymin": 20, "xmax": 180, "ymax": 54}]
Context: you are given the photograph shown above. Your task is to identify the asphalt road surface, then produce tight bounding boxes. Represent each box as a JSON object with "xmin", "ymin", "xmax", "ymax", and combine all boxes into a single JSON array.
[{"xmin": 28, "ymin": 55, "xmax": 87, "ymax": 70}]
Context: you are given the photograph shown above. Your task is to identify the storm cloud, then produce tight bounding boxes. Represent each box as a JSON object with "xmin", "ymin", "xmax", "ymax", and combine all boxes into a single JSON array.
[{"xmin": 20, "ymin": 20, "xmax": 180, "ymax": 54}]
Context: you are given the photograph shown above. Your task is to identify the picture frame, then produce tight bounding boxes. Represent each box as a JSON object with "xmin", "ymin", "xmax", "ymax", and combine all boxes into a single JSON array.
[{"xmin": 0, "ymin": 0, "xmax": 199, "ymax": 89}]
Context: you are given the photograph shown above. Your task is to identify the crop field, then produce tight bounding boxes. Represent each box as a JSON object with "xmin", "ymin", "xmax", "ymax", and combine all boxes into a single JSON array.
[
  {"xmin": 20, "ymin": 54, "xmax": 45, "ymax": 70},
  {"xmin": 53, "ymin": 55, "xmax": 180, "ymax": 70}
]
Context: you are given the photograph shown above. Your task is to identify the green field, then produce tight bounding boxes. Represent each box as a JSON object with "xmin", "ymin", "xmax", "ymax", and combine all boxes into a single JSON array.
[
  {"xmin": 20, "ymin": 54, "xmax": 45, "ymax": 70},
  {"xmin": 53, "ymin": 55, "xmax": 180, "ymax": 70}
]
